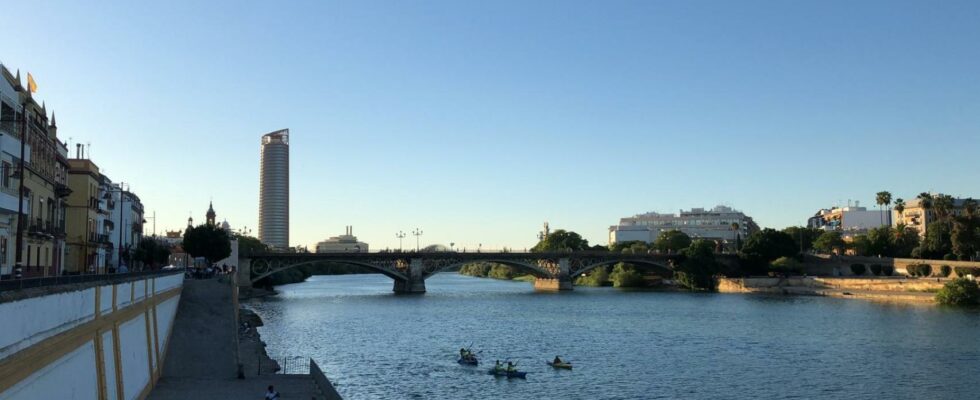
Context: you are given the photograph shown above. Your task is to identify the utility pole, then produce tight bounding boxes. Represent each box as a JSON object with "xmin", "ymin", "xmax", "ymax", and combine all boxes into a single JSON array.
[
  {"xmin": 412, "ymin": 228, "xmax": 423, "ymax": 252},
  {"xmin": 396, "ymin": 231, "xmax": 406, "ymax": 252}
]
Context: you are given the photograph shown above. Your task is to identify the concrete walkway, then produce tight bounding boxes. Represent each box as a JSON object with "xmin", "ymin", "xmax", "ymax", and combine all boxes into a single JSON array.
[
  {"xmin": 149, "ymin": 375, "xmax": 312, "ymax": 399},
  {"xmin": 148, "ymin": 279, "xmax": 313, "ymax": 399}
]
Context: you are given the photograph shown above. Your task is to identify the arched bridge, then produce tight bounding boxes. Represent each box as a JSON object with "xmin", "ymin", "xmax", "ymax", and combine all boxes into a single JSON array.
[{"xmin": 239, "ymin": 252, "xmax": 687, "ymax": 293}]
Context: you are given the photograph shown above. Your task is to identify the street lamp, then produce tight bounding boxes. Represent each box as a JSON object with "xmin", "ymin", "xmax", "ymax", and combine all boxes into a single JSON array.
[
  {"xmin": 396, "ymin": 231, "xmax": 406, "ymax": 252},
  {"xmin": 412, "ymin": 228, "xmax": 423, "ymax": 252}
]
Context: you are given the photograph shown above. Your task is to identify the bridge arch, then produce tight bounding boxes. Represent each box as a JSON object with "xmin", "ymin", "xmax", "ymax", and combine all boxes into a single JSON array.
[
  {"xmin": 422, "ymin": 259, "xmax": 554, "ymax": 280},
  {"xmin": 571, "ymin": 259, "xmax": 674, "ymax": 279},
  {"xmin": 249, "ymin": 258, "xmax": 409, "ymax": 284}
]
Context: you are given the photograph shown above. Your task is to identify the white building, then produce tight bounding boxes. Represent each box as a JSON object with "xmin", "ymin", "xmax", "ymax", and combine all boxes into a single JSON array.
[
  {"xmin": 0, "ymin": 67, "xmax": 25, "ymax": 277},
  {"xmin": 316, "ymin": 226, "xmax": 369, "ymax": 253},
  {"xmin": 609, "ymin": 205, "xmax": 760, "ymax": 245},
  {"xmin": 106, "ymin": 182, "xmax": 143, "ymax": 270},
  {"xmin": 807, "ymin": 203, "xmax": 886, "ymax": 233}
]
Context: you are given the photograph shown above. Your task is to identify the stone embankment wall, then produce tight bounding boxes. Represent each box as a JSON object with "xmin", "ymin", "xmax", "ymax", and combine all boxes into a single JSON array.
[
  {"xmin": 0, "ymin": 273, "xmax": 184, "ymax": 400},
  {"xmin": 800, "ymin": 255, "xmax": 980, "ymax": 277},
  {"xmin": 717, "ymin": 276, "xmax": 944, "ymax": 303}
]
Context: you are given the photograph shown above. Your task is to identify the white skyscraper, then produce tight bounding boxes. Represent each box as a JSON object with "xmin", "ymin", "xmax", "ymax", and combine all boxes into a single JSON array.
[{"xmin": 259, "ymin": 129, "xmax": 289, "ymax": 249}]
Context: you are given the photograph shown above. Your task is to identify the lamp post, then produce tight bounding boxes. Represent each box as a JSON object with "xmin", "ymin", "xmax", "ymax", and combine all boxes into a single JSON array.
[
  {"xmin": 412, "ymin": 228, "xmax": 423, "ymax": 252},
  {"xmin": 396, "ymin": 231, "xmax": 406, "ymax": 252}
]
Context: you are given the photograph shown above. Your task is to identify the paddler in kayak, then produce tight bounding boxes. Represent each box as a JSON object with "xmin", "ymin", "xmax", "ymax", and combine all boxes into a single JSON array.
[
  {"xmin": 552, "ymin": 356, "xmax": 563, "ymax": 365},
  {"xmin": 506, "ymin": 362, "xmax": 516, "ymax": 373},
  {"xmin": 494, "ymin": 360, "xmax": 503, "ymax": 372}
]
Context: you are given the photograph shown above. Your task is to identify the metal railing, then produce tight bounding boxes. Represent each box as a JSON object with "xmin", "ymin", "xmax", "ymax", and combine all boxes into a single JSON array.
[{"xmin": 0, "ymin": 268, "xmax": 183, "ymax": 292}]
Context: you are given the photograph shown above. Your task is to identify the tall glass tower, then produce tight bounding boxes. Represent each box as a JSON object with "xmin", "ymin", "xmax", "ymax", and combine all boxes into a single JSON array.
[{"xmin": 259, "ymin": 129, "xmax": 289, "ymax": 249}]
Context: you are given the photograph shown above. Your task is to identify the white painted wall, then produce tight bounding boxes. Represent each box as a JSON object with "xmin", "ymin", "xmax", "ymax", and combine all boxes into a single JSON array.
[
  {"xmin": 0, "ymin": 288, "xmax": 96, "ymax": 359},
  {"xmin": 118, "ymin": 316, "xmax": 150, "ymax": 400},
  {"xmin": 116, "ymin": 282, "xmax": 133, "ymax": 309},
  {"xmin": 101, "ymin": 331, "xmax": 118, "ymax": 400},
  {"xmin": 1, "ymin": 341, "xmax": 98, "ymax": 400},
  {"xmin": 100, "ymin": 285, "xmax": 113, "ymax": 314},
  {"xmin": 133, "ymin": 280, "xmax": 145, "ymax": 302},
  {"xmin": 154, "ymin": 274, "xmax": 183, "ymax": 294},
  {"xmin": 154, "ymin": 297, "xmax": 179, "ymax": 355},
  {"xmin": 0, "ymin": 275, "xmax": 182, "ymax": 400}
]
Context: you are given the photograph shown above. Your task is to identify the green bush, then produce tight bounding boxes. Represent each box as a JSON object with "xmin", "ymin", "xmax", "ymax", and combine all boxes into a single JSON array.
[
  {"xmin": 487, "ymin": 264, "xmax": 516, "ymax": 280},
  {"xmin": 870, "ymin": 264, "xmax": 883, "ymax": 276},
  {"xmin": 609, "ymin": 263, "xmax": 646, "ymax": 288},
  {"xmin": 769, "ymin": 256, "xmax": 803, "ymax": 275},
  {"xmin": 850, "ymin": 263, "xmax": 866, "ymax": 276},
  {"xmin": 882, "ymin": 265, "xmax": 894, "ymax": 276},
  {"xmin": 954, "ymin": 267, "xmax": 980, "ymax": 278},
  {"xmin": 935, "ymin": 278, "xmax": 980, "ymax": 306},
  {"xmin": 574, "ymin": 267, "xmax": 609, "ymax": 287},
  {"xmin": 907, "ymin": 263, "xmax": 933, "ymax": 277},
  {"xmin": 459, "ymin": 263, "xmax": 491, "ymax": 277},
  {"xmin": 943, "ymin": 253, "xmax": 957, "ymax": 261},
  {"xmin": 939, "ymin": 265, "xmax": 952, "ymax": 278}
]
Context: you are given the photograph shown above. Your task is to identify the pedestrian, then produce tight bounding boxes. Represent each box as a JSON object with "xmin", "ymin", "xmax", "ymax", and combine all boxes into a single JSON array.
[{"xmin": 265, "ymin": 385, "xmax": 280, "ymax": 400}]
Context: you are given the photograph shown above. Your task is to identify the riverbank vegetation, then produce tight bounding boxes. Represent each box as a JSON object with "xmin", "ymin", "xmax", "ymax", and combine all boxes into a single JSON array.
[{"xmin": 935, "ymin": 278, "xmax": 980, "ymax": 306}]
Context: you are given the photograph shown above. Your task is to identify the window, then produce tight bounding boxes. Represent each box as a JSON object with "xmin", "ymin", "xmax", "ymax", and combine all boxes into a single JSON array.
[{"xmin": 1, "ymin": 162, "xmax": 9, "ymax": 189}]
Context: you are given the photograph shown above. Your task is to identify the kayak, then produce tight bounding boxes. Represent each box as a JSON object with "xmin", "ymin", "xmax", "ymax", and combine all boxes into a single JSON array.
[
  {"xmin": 547, "ymin": 361, "xmax": 573, "ymax": 370},
  {"xmin": 458, "ymin": 357, "xmax": 479, "ymax": 366},
  {"xmin": 488, "ymin": 369, "xmax": 527, "ymax": 379}
]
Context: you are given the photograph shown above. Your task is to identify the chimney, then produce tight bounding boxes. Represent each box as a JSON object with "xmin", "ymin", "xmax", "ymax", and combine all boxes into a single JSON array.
[{"xmin": 76, "ymin": 143, "xmax": 81, "ymax": 159}]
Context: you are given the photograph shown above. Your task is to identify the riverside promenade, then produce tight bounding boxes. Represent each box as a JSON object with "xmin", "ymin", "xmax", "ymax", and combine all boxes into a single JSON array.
[{"xmin": 148, "ymin": 277, "xmax": 339, "ymax": 399}]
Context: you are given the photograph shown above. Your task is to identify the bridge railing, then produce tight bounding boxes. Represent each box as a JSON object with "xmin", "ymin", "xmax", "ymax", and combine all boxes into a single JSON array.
[{"xmin": 0, "ymin": 268, "xmax": 184, "ymax": 292}]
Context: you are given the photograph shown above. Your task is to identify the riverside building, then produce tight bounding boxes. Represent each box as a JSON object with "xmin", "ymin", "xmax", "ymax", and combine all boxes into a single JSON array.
[
  {"xmin": 259, "ymin": 129, "xmax": 289, "ymax": 249},
  {"xmin": 807, "ymin": 203, "xmax": 886, "ymax": 233},
  {"xmin": 894, "ymin": 196, "xmax": 977, "ymax": 237},
  {"xmin": 0, "ymin": 62, "xmax": 71, "ymax": 278},
  {"xmin": 316, "ymin": 226, "xmax": 369, "ymax": 253},
  {"xmin": 608, "ymin": 205, "xmax": 759, "ymax": 246}
]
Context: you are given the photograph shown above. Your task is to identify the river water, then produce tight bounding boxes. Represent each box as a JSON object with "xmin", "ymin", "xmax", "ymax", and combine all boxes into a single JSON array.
[{"xmin": 245, "ymin": 274, "xmax": 979, "ymax": 400}]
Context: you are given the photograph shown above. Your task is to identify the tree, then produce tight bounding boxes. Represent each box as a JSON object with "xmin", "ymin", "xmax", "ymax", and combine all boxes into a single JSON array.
[
  {"xmin": 849, "ymin": 235, "xmax": 872, "ymax": 256},
  {"xmin": 236, "ymin": 234, "xmax": 269, "ymax": 256},
  {"xmin": 675, "ymin": 239, "xmax": 719, "ymax": 290},
  {"xmin": 813, "ymin": 231, "xmax": 845, "ymax": 254},
  {"xmin": 951, "ymin": 199, "xmax": 980, "ymax": 260},
  {"xmin": 739, "ymin": 228, "xmax": 797, "ymax": 273},
  {"xmin": 782, "ymin": 226, "xmax": 822, "ymax": 253},
  {"xmin": 609, "ymin": 263, "xmax": 645, "ymax": 288},
  {"xmin": 891, "ymin": 225, "xmax": 920, "ymax": 258},
  {"xmin": 876, "ymin": 191, "xmax": 892, "ymax": 226},
  {"xmin": 894, "ymin": 198, "xmax": 906, "ymax": 219},
  {"xmin": 574, "ymin": 266, "xmax": 609, "ymax": 287},
  {"xmin": 866, "ymin": 226, "xmax": 894, "ymax": 256},
  {"xmin": 917, "ymin": 221, "xmax": 952, "ymax": 259},
  {"xmin": 531, "ymin": 229, "xmax": 589, "ymax": 252},
  {"xmin": 730, "ymin": 223, "xmax": 741, "ymax": 251},
  {"xmin": 935, "ymin": 278, "xmax": 980, "ymax": 306},
  {"xmin": 132, "ymin": 238, "xmax": 171, "ymax": 268},
  {"xmin": 653, "ymin": 230, "xmax": 692, "ymax": 254},
  {"xmin": 182, "ymin": 224, "xmax": 232, "ymax": 264}
]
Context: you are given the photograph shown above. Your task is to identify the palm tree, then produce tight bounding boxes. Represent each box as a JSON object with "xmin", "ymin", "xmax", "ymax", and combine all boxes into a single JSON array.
[
  {"xmin": 894, "ymin": 198, "xmax": 906, "ymax": 223},
  {"xmin": 917, "ymin": 192, "xmax": 933, "ymax": 225},
  {"xmin": 933, "ymin": 193, "xmax": 954, "ymax": 222},
  {"xmin": 730, "ymin": 223, "xmax": 740, "ymax": 252},
  {"xmin": 876, "ymin": 191, "xmax": 892, "ymax": 226}
]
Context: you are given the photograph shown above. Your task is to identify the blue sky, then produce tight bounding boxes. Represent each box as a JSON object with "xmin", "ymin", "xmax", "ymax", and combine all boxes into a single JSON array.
[{"xmin": 2, "ymin": 1, "xmax": 979, "ymax": 250}]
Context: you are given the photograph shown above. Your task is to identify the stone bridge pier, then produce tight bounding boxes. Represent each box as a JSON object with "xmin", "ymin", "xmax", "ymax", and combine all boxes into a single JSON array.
[
  {"xmin": 533, "ymin": 258, "xmax": 573, "ymax": 291},
  {"xmin": 392, "ymin": 259, "xmax": 427, "ymax": 294}
]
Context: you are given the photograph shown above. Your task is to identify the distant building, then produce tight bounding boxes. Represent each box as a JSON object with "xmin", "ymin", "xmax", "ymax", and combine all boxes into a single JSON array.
[
  {"xmin": 894, "ymin": 196, "xmax": 976, "ymax": 237},
  {"xmin": 316, "ymin": 226, "xmax": 369, "ymax": 253},
  {"xmin": 808, "ymin": 203, "xmax": 886, "ymax": 233},
  {"xmin": 259, "ymin": 129, "xmax": 289, "ymax": 249},
  {"xmin": 608, "ymin": 205, "xmax": 759, "ymax": 246}
]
